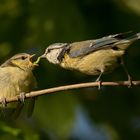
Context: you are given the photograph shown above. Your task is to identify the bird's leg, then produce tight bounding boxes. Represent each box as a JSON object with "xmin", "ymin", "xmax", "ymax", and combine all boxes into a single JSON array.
[
  {"xmin": 121, "ymin": 57, "xmax": 133, "ymax": 87},
  {"xmin": 18, "ymin": 92, "xmax": 26, "ymax": 103},
  {"xmin": 96, "ymin": 71, "xmax": 103, "ymax": 90},
  {"xmin": 0, "ymin": 97, "xmax": 7, "ymax": 107}
]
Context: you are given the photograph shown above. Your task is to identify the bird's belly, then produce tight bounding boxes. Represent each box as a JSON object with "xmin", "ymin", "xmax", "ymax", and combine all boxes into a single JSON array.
[
  {"xmin": 62, "ymin": 50, "xmax": 121, "ymax": 75},
  {"xmin": 0, "ymin": 68, "xmax": 35, "ymax": 108}
]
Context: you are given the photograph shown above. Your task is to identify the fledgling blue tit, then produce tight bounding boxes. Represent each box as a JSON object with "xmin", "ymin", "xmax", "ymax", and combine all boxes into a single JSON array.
[
  {"xmin": 41, "ymin": 32, "xmax": 140, "ymax": 83},
  {"xmin": 0, "ymin": 53, "xmax": 37, "ymax": 118}
]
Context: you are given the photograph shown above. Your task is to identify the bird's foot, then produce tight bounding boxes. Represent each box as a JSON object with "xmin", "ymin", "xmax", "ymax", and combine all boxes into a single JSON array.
[
  {"xmin": 128, "ymin": 75, "xmax": 133, "ymax": 88},
  {"xmin": 0, "ymin": 97, "xmax": 7, "ymax": 107},
  {"xmin": 96, "ymin": 79, "xmax": 102, "ymax": 90},
  {"xmin": 18, "ymin": 92, "xmax": 25, "ymax": 103}
]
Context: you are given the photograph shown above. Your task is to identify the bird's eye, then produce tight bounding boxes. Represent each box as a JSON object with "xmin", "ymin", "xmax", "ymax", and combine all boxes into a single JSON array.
[
  {"xmin": 112, "ymin": 46, "xmax": 118, "ymax": 50},
  {"xmin": 21, "ymin": 56, "xmax": 27, "ymax": 60}
]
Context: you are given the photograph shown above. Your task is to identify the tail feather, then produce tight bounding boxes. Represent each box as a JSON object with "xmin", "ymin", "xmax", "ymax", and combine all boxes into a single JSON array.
[
  {"xmin": 115, "ymin": 32, "xmax": 140, "ymax": 49},
  {"xmin": 126, "ymin": 32, "xmax": 140, "ymax": 42}
]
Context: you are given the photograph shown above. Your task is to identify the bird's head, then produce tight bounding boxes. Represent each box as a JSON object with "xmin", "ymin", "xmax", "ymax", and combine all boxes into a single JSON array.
[
  {"xmin": 41, "ymin": 43, "xmax": 69, "ymax": 64},
  {"xmin": 1, "ymin": 53, "xmax": 38, "ymax": 70}
]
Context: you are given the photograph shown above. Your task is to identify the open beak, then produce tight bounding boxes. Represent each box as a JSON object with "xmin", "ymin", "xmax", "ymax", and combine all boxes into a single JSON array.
[
  {"xmin": 29, "ymin": 54, "xmax": 39, "ymax": 66},
  {"xmin": 30, "ymin": 54, "xmax": 35, "ymax": 58},
  {"xmin": 29, "ymin": 54, "xmax": 35, "ymax": 60}
]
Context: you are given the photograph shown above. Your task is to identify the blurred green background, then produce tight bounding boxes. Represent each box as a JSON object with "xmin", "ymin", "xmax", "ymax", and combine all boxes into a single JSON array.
[{"xmin": 1, "ymin": 0, "xmax": 140, "ymax": 140}]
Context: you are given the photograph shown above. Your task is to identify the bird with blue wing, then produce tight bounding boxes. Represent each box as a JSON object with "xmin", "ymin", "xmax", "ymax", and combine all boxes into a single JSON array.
[{"xmin": 41, "ymin": 32, "xmax": 140, "ymax": 86}]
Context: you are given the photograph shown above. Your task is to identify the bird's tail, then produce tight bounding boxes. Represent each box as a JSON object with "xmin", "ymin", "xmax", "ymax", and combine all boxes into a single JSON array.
[
  {"xmin": 127, "ymin": 33, "xmax": 140, "ymax": 42},
  {"xmin": 115, "ymin": 32, "xmax": 140, "ymax": 49}
]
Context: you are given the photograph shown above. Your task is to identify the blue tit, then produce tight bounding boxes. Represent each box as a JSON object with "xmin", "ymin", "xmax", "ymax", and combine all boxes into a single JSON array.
[
  {"xmin": 41, "ymin": 32, "xmax": 140, "ymax": 82},
  {"xmin": 0, "ymin": 53, "xmax": 37, "ymax": 118}
]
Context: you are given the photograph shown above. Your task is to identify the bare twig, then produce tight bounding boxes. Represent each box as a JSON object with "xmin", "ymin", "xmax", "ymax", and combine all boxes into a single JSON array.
[{"xmin": 1, "ymin": 80, "xmax": 140, "ymax": 105}]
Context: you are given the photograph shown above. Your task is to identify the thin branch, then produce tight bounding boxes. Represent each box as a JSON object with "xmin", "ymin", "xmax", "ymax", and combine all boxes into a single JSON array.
[{"xmin": 1, "ymin": 80, "xmax": 140, "ymax": 105}]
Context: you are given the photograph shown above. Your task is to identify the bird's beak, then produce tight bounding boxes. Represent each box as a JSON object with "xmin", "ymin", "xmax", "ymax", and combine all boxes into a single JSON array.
[
  {"xmin": 40, "ymin": 54, "xmax": 46, "ymax": 58},
  {"xmin": 30, "ymin": 54, "xmax": 35, "ymax": 58},
  {"xmin": 29, "ymin": 54, "xmax": 39, "ymax": 66}
]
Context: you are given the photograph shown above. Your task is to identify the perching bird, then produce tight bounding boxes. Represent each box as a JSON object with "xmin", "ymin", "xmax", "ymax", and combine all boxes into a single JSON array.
[
  {"xmin": 0, "ymin": 53, "xmax": 37, "ymax": 118},
  {"xmin": 41, "ymin": 32, "xmax": 140, "ymax": 83}
]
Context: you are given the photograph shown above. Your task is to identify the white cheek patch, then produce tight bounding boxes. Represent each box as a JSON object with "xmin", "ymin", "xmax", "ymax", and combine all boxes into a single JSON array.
[{"xmin": 46, "ymin": 49, "xmax": 62, "ymax": 64}]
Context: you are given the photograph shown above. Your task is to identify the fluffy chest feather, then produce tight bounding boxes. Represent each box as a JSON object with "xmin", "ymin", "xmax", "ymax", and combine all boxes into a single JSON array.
[
  {"xmin": 0, "ymin": 66, "xmax": 36, "ymax": 98},
  {"xmin": 61, "ymin": 49, "xmax": 124, "ymax": 75}
]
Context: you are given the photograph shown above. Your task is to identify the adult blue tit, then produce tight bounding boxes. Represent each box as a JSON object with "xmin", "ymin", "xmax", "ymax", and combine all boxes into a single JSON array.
[{"xmin": 41, "ymin": 32, "xmax": 140, "ymax": 83}]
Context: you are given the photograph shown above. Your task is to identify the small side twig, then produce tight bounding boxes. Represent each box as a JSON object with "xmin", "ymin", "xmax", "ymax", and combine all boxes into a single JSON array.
[{"xmin": 1, "ymin": 80, "xmax": 140, "ymax": 105}]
